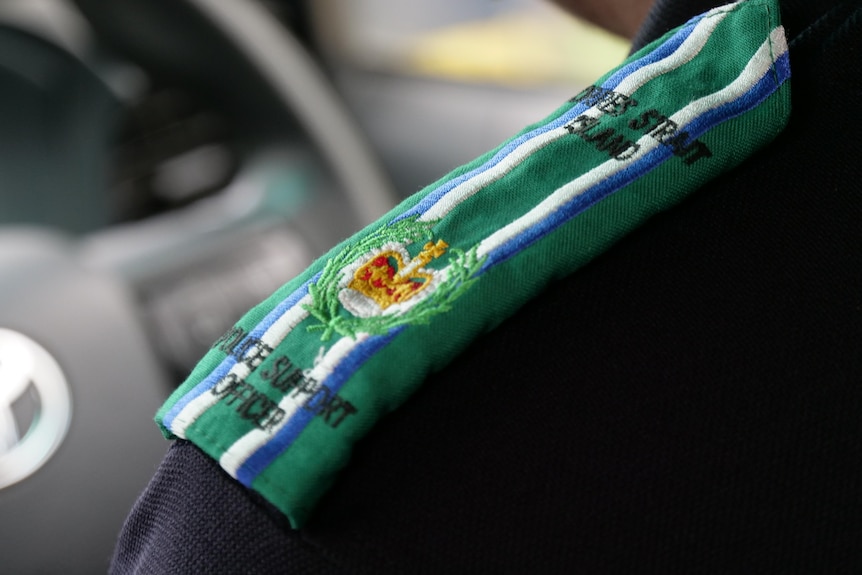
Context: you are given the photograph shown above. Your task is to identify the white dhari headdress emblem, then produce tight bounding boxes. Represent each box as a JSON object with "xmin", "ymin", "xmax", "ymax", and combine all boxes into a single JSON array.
[
  {"xmin": 304, "ymin": 216, "xmax": 484, "ymax": 341},
  {"xmin": 338, "ymin": 239, "xmax": 449, "ymax": 318}
]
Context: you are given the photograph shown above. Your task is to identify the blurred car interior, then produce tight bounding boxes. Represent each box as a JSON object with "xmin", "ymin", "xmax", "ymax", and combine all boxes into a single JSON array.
[{"xmin": 0, "ymin": 1, "xmax": 627, "ymax": 572}]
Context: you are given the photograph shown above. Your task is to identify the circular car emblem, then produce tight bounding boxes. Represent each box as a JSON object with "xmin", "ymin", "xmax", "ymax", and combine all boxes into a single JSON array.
[{"xmin": 0, "ymin": 329, "xmax": 72, "ymax": 490}]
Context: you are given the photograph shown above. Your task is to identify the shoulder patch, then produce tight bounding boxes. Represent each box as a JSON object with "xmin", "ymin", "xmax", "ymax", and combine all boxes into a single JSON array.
[{"xmin": 157, "ymin": 0, "xmax": 790, "ymax": 528}]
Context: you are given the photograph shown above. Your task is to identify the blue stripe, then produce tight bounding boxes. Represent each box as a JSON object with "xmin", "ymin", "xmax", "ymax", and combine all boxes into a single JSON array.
[
  {"xmin": 255, "ymin": 272, "xmax": 321, "ymax": 334},
  {"xmin": 168, "ymin": 9, "xmax": 708, "ymax": 433},
  {"xmin": 235, "ymin": 328, "xmax": 404, "ymax": 487},
  {"xmin": 479, "ymin": 51, "xmax": 791, "ymax": 273},
  {"xmin": 162, "ymin": 357, "xmax": 238, "ymax": 431},
  {"xmin": 162, "ymin": 275, "xmax": 319, "ymax": 431},
  {"xmin": 231, "ymin": 13, "xmax": 752, "ymax": 483},
  {"xmin": 392, "ymin": 15, "xmax": 703, "ymax": 224}
]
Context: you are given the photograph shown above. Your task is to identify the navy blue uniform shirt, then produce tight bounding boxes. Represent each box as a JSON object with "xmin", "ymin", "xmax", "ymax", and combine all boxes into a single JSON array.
[{"xmin": 112, "ymin": 0, "xmax": 862, "ymax": 572}]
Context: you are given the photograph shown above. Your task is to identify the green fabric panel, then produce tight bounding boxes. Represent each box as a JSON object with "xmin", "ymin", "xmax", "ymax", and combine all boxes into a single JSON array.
[{"xmin": 156, "ymin": 0, "xmax": 790, "ymax": 528}]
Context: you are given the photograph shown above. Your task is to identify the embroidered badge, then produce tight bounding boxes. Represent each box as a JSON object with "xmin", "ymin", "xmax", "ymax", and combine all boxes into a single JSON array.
[
  {"xmin": 303, "ymin": 216, "xmax": 484, "ymax": 340},
  {"xmin": 156, "ymin": 0, "xmax": 792, "ymax": 528}
]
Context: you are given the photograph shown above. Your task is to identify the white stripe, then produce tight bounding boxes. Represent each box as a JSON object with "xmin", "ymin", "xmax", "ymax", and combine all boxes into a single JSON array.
[
  {"xmin": 214, "ymin": 21, "xmax": 786, "ymax": 470},
  {"xmin": 171, "ymin": 295, "xmax": 313, "ymax": 438},
  {"xmin": 611, "ymin": 6, "xmax": 728, "ymax": 96},
  {"xmin": 176, "ymin": 6, "xmax": 735, "ymax": 439},
  {"xmin": 220, "ymin": 333, "xmax": 370, "ymax": 477},
  {"xmin": 259, "ymin": 295, "xmax": 315, "ymax": 349},
  {"xmin": 477, "ymin": 27, "xmax": 786, "ymax": 259},
  {"xmin": 418, "ymin": 9, "xmax": 729, "ymax": 224}
]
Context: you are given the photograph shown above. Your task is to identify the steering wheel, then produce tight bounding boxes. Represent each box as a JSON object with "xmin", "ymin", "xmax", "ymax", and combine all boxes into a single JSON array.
[{"xmin": 0, "ymin": 1, "xmax": 396, "ymax": 572}]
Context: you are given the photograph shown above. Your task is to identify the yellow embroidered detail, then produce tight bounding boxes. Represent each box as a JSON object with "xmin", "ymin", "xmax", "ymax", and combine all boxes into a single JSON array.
[{"xmin": 348, "ymin": 240, "xmax": 449, "ymax": 310}]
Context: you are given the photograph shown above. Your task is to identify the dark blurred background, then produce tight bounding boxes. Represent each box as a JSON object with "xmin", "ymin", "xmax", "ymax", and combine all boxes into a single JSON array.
[{"xmin": 0, "ymin": 1, "xmax": 626, "ymax": 572}]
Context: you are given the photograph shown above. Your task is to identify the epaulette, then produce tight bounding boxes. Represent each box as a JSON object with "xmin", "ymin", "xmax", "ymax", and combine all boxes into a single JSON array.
[{"xmin": 157, "ymin": 0, "xmax": 790, "ymax": 528}]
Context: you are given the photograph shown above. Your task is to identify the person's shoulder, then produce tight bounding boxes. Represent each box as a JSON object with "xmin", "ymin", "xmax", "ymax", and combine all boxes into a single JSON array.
[{"xmin": 114, "ymin": 0, "xmax": 862, "ymax": 571}]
